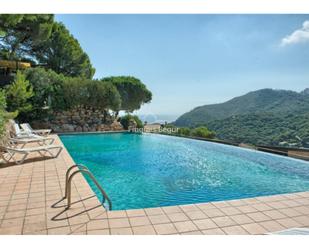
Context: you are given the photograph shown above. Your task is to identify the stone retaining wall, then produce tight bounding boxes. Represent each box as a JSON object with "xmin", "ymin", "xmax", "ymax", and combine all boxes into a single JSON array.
[{"xmin": 31, "ymin": 108, "xmax": 124, "ymax": 133}]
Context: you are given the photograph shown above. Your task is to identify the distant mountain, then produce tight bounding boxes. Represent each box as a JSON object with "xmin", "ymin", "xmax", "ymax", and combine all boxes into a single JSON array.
[
  {"xmin": 174, "ymin": 88, "xmax": 309, "ymax": 127},
  {"xmin": 174, "ymin": 88, "xmax": 309, "ymax": 147},
  {"xmin": 301, "ymin": 88, "xmax": 309, "ymax": 95},
  {"xmin": 138, "ymin": 114, "xmax": 179, "ymax": 124}
]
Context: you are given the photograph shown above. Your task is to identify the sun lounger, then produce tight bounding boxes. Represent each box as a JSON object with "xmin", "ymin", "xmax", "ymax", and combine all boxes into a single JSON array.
[
  {"xmin": 12, "ymin": 123, "xmax": 32, "ymax": 137},
  {"xmin": 1, "ymin": 144, "xmax": 63, "ymax": 165},
  {"xmin": 9, "ymin": 121, "xmax": 55, "ymax": 147},
  {"xmin": 9, "ymin": 136, "xmax": 55, "ymax": 148},
  {"xmin": 20, "ymin": 123, "xmax": 51, "ymax": 136}
]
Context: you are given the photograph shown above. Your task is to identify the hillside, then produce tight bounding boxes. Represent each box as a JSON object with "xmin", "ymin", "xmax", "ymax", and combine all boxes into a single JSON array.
[
  {"xmin": 207, "ymin": 112, "xmax": 309, "ymax": 147},
  {"xmin": 174, "ymin": 88, "xmax": 309, "ymax": 147},
  {"xmin": 174, "ymin": 88, "xmax": 309, "ymax": 127}
]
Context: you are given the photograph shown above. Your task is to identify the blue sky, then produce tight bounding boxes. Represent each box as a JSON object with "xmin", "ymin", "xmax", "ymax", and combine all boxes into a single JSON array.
[{"xmin": 56, "ymin": 14, "xmax": 309, "ymax": 117}]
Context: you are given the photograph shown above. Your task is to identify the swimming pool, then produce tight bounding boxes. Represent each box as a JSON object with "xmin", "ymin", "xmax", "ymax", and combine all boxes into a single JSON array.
[{"xmin": 60, "ymin": 133, "xmax": 309, "ymax": 210}]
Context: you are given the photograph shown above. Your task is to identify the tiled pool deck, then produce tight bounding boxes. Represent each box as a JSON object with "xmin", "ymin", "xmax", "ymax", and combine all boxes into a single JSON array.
[{"xmin": 0, "ymin": 135, "xmax": 309, "ymax": 235}]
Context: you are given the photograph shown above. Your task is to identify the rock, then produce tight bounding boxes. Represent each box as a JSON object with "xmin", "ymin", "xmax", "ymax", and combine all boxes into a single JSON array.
[
  {"xmin": 62, "ymin": 124, "xmax": 75, "ymax": 132},
  {"xmin": 72, "ymin": 116, "xmax": 80, "ymax": 122},
  {"xmin": 75, "ymin": 126, "xmax": 83, "ymax": 132},
  {"xmin": 111, "ymin": 121, "xmax": 123, "ymax": 131},
  {"xmin": 34, "ymin": 107, "xmax": 122, "ymax": 133}
]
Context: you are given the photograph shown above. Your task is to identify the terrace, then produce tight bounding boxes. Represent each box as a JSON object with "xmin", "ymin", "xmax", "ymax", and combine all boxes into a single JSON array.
[{"xmin": 1, "ymin": 135, "xmax": 309, "ymax": 235}]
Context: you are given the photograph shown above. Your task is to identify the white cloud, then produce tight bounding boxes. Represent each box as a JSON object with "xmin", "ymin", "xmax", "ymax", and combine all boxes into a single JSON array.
[{"xmin": 281, "ymin": 20, "xmax": 309, "ymax": 46}]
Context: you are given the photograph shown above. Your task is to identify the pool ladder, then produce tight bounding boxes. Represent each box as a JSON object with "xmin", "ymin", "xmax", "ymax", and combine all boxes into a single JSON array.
[{"xmin": 64, "ymin": 164, "xmax": 112, "ymax": 211}]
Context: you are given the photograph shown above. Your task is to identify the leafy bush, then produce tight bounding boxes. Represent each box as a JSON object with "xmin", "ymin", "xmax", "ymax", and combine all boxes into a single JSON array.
[
  {"xmin": 177, "ymin": 127, "xmax": 191, "ymax": 136},
  {"xmin": 24, "ymin": 68, "xmax": 122, "ymax": 119},
  {"xmin": 25, "ymin": 67, "xmax": 66, "ymax": 120},
  {"xmin": 61, "ymin": 78, "xmax": 121, "ymax": 111},
  {"xmin": 119, "ymin": 114, "xmax": 143, "ymax": 130},
  {"xmin": 191, "ymin": 126, "xmax": 216, "ymax": 139},
  {"xmin": 0, "ymin": 90, "xmax": 7, "ymax": 137},
  {"xmin": 5, "ymin": 71, "xmax": 33, "ymax": 120},
  {"xmin": 0, "ymin": 90, "xmax": 16, "ymax": 139}
]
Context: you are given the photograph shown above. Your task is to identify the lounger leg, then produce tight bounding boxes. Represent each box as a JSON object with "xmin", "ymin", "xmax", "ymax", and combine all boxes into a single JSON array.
[
  {"xmin": 49, "ymin": 138, "xmax": 55, "ymax": 145},
  {"xmin": 0, "ymin": 153, "xmax": 10, "ymax": 163},
  {"xmin": 5, "ymin": 151, "xmax": 27, "ymax": 165},
  {"xmin": 14, "ymin": 153, "xmax": 28, "ymax": 165},
  {"xmin": 37, "ymin": 150, "xmax": 47, "ymax": 157},
  {"xmin": 5, "ymin": 150, "xmax": 15, "ymax": 162},
  {"xmin": 45, "ymin": 147, "xmax": 62, "ymax": 158},
  {"xmin": 54, "ymin": 147, "xmax": 63, "ymax": 158}
]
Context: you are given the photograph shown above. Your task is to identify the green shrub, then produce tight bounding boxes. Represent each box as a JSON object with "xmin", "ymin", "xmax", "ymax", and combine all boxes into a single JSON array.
[
  {"xmin": 119, "ymin": 114, "xmax": 143, "ymax": 130},
  {"xmin": 177, "ymin": 127, "xmax": 191, "ymax": 136},
  {"xmin": 25, "ymin": 68, "xmax": 122, "ymax": 118},
  {"xmin": 5, "ymin": 71, "xmax": 34, "ymax": 120},
  {"xmin": 191, "ymin": 126, "xmax": 215, "ymax": 139},
  {"xmin": 0, "ymin": 90, "xmax": 7, "ymax": 137},
  {"xmin": 25, "ymin": 68, "xmax": 66, "ymax": 120},
  {"xmin": 61, "ymin": 78, "xmax": 121, "ymax": 111},
  {"xmin": 0, "ymin": 90, "xmax": 17, "ymax": 139}
]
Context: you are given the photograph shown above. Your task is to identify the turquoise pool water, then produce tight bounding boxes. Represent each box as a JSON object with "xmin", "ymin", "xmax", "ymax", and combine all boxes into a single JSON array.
[{"xmin": 60, "ymin": 133, "xmax": 309, "ymax": 210}]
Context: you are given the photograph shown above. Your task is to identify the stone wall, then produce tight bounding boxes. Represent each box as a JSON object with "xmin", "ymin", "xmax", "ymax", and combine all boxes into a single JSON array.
[{"xmin": 31, "ymin": 107, "xmax": 124, "ymax": 133}]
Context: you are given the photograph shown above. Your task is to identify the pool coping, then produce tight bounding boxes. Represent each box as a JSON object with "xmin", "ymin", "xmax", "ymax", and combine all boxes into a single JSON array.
[{"xmin": 0, "ymin": 134, "xmax": 309, "ymax": 235}]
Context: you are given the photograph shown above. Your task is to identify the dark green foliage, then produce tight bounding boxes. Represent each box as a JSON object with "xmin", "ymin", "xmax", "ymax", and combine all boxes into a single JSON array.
[
  {"xmin": 0, "ymin": 89, "xmax": 17, "ymax": 138},
  {"xmin": 191, "ymin": 126, "xmax": 216, "ymax": 139},
  {"xmin": 24, "ymin": 68, "xmax": 122, "ymax": 117},
  {"xmin": 22, "ymin": 68, "xmax": 152, "ymax": 122},
  {"xmin": 0, "ymin": 15, "xmax": 95, "ymax": 79},
  {"xmin": 61, "ymin": 78, "xmax": 121, "ymax": 111},
  {"xmin": 174, "ymin": 88, "xmax": 309, "ymax": 147},
  {"xmin": 177, "ymin": 127, "xmax": 191, "ymax": 136},
  {"xmin": 5, "ymin": 71, "xmax": 33, "ymax": 120},
  {"xmin": 34, "ymin": 22, "xmax": 95, "ymax": 79},
  {"xmin": 0, "ymin": 14, "xmax": 54, "ymax": 60},
  {"xmin": 119, "ymin": 114, "xmax": 144, "ymax": 130},
  {"xmin": 0, "ymin": 90, "xmax": 8, "ymax": 137},
  {"xmin": 175, "ymin": 88, "xmax": 309, "ymax": 127},
  {"xmin": 24, "ymin": 67, "xmax": 66, "ymax": 119},
  {"xmin": 102, "ymin": 76, "xmax": 152, "ymax": 112},
  {"xmin": 207, "ymin": 112, "xmax": 309, "ymax": 147}
]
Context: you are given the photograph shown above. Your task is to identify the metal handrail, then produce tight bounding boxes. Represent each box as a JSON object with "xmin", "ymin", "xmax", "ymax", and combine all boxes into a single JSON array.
[
  {"xmin": 64, "ymin": 164, "xmax": 112, "ymax": 211},
  {"xmin": 64, "ymin": 164, "xmax": 89, "ymax": 198}
]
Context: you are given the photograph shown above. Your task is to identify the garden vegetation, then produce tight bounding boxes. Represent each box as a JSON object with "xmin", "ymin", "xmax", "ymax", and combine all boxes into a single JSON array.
[{"xmin": 0, "ymin": 14, "xmax": 152, "ymax": 136}]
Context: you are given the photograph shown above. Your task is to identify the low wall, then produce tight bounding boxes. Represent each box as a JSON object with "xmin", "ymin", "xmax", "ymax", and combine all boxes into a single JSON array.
[
  {"xmin": 31, "ymin": 108, "xmax": 124, "ymax": 133},
  {"xmin": 257, "ymin": 145, "xmax": 309, "ymax": 161}
]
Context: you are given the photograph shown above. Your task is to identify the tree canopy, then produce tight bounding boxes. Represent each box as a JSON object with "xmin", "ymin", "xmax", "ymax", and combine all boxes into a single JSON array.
[
  {"xmin": 0, "ymin": 15, "xmax": 95, "ymax": 79},
  {"xmin": 33, "ymin": 22, "xmax": 95, "ymax": 79},
  {"xmin": 61, "ymin": 78, "xmax": 121, "ymax": 111},
  {"xmin": 102, "ymin": 76, "xmax": 152, "ymax": 112},
  {"xmin": 0, "ymin": 14, "xmax": 54, "ymax": 61}
]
